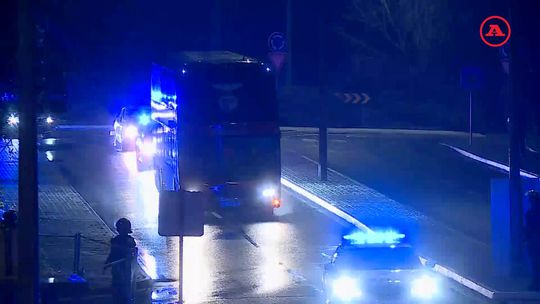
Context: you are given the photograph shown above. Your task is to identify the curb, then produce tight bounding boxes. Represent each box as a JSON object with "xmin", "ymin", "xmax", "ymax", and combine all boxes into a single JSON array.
[
  {"xmin": 280, "ymin": 175, "xmax": 539, "ymax": 301},
  {"xmin": 56, "ymin": 125, "xmax": 110, "ymax": 130},
  {"xmin": 281, "ymin": 126, "xmax": 485, "ymax": 137},
  {"xmin": 442, "ymin": 143, "xmax": 539, "ymax": 179}
]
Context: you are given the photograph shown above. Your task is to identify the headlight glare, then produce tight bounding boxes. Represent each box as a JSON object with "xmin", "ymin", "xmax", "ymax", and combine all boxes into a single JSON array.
[
  {"xmin": 46, "ymin": 116, "xmax": 54, "ymax": 124},
  {"xmin": 7, "ymin": 114, "xmax": 19, "ymax": 126},
  {"xmin": 331, "ymin": 276, "xmax": 362, "ymax": 301},
  {"xmin": 262, "ymin": 188, "xmax": 276, "ymax": 198},
  {"xmin": 411, "ymin": 275, "xmax": 438, "ymax": 299},
  {"xmin": 125, "ymin": 125, "xmax": 138, "ymax": 138},
  {"xmin": 141, "ymin": 140, "xmax": 156, "ymax": 156}
]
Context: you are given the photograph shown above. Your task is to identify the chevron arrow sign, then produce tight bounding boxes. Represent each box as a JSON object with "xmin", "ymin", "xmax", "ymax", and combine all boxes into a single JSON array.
[{"xmin": 334, "ymin": 92, "xmax": 370, "ymax": 105}]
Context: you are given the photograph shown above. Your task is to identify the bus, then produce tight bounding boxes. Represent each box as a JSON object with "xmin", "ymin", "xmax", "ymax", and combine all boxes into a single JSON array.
[{"xmin": 149, "ymin": 51, "xmax": 281, "ymax": 217}]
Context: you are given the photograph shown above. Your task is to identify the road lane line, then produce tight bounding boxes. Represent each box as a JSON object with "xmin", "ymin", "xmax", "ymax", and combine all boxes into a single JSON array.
[
  {"xmin": 240, "ymin": 230, "xmax": 260, "ymax": 248},
  {"xmin": 280, "ymin": 178, "xmax": 372, "ymax": 233},
  {"xmin": 281, "ymin": 175, "xmax": 500, "ymax": 300},
  {"xmin": 442, "ymin": 143, "xmax": 539, "ymax": 179},
  {"xmin": 211, "ymin": 211, "xmax": 223, "ymax": 219}
]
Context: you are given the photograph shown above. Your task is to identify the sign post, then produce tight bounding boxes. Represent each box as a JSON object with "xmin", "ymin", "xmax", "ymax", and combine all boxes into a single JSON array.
[
  {"xmin": 268, "ymin": 32, "xmax": 287, "ymax": 90},
  {"xmin": 158, "ymin": 190, "xmax": 205, "ymax": 303},
  {"xmin": 460, "ymin": 66, "xmax": 483, "ymax": 145}
]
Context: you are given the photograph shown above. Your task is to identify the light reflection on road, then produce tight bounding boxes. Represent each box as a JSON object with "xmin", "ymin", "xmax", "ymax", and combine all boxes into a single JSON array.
[
  {"xmin": 183, "ymin": 237, "xmax": 214, "ymax": 302},
  {"xmin": 119, "ymin": 151, "xmax": 214, "ymax": 302},
  {"xmin": 253, "ymin": 222, "xmax": 291, "ymax": 294}
]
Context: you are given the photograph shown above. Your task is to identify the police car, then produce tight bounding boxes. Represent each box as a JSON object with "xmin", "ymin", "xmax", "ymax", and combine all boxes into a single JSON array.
[
  {"xmin": 323, "ymin": 230, "xmax": 440, "ymax": 303},
  {"xmin": 112, "ymin": 105, "xmax": 152, "ymax": 152}
]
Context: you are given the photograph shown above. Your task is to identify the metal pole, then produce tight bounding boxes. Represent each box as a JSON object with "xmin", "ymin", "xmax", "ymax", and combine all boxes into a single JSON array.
[
  {"xmin": 318, "ymin": 0, "xmax": 328, "ymax": 181},
  {"xmin": 17, "ymin": 0, "xmax": 40, "ymax": 301},
  {"xmin": 73, "ymin": 233, "xmax": 81, "ymax": 274},
  {"xmin": 178, "ymin": 236, "xmax": 184, "ymax": 303},
  {"xmin": 506, "ymin": 6, "xmax": 523, "ymax": 276},
  {"xmin": 286, "ymin": 0, "xmax": 293, "ymax": 86},
  {"xmin": 469, "ymin": 90, "xmax": 473, "ymax": 145}
]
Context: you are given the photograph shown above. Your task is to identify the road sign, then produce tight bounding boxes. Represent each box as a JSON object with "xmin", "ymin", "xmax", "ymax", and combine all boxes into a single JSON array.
[
  {"xmin": 158, "ymin": 190, "xmax": 205, "ymax": 237},
  {"xmin": 268, "ymin": 32, "xmax": 286, "ymax": 52},
  {"xmin": 334, "ymin": 92, "xmax": 370, "ymax": 105},
  {"xmin": 460, "ymin": 66, "xmax": 483, "ymax": 90},
  {"xmin": 268, "ymin": 52, "xmax": 286, "ymax": 72}
]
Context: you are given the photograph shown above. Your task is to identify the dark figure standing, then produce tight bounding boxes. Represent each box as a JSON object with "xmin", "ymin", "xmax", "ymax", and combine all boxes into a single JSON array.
[
  {"xmin": 105, "ymin": 218, "xmax": 137, "ymax": 304},
  {"xmin": 525, "ymin": 190, "xmax": 540, "ymax": 290}
]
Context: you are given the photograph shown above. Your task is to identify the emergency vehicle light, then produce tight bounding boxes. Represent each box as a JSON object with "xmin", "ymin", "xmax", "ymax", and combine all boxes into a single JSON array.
[
  {"xmin": 343, "ymin": 230, "xmax": 405, "ymax": 245},
  {"xmin": 138, "ymin": 113, "xmax": 151, "ymax": 125}
]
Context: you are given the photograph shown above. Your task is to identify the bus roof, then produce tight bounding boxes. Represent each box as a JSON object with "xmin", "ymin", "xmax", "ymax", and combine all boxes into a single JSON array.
[{"xmin": 159, "ymin": 51, "xmax": 260, "ymax": 68}]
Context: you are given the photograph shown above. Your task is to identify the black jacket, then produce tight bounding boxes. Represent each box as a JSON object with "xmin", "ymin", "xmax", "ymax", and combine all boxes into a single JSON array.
[{"xmin": 106, "ymin": 234, "xmax": 137, "ymax": 284}]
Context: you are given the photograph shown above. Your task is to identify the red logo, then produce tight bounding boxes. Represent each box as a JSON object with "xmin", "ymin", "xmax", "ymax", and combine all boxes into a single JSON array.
[{"xmin": 480, "ymin": 16, "xmax": 511, "ymax": 47}]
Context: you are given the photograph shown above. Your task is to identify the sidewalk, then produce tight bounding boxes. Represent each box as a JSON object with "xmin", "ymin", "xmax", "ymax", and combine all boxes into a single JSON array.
[
  {"xmin": 0, "ymin": 139, "xmax": 151, "ymax": 301},
  {"xmin": 281, "ymin": 150, "xmax": 537, "ymax": 302}
]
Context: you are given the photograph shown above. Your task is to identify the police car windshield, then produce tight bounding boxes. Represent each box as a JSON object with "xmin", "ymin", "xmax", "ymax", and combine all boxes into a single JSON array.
[{"xmin": 335, "ymin": 246, "xmax": 421, "ymax": 270}]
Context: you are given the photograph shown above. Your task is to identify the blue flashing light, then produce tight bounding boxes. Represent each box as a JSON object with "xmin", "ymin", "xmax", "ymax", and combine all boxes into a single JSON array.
[
  {"xmin": 151, "ymin": 90, "xmax": 163, "ymax": 101},
  {"xmin": 182, "ymin": 69, "xmax": 187, "ymax": 74},
  {"xmin": 265, "ymin": 67, "xmax": 271, "ymax": 72},
  {"xmin": 343, "ymin": 230, "xmax": 405, "ymax": 245},
  {"xmin": 138, "ymin": 113, "xmax": 151, "ymax": 126}
]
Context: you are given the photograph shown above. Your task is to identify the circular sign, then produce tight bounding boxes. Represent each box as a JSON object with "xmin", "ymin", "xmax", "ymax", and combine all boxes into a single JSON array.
[
  {"xmin": 480, "ymin": 16, "xmax": 511, "ymax": 47},
  {"xmin": 268, "ymin": 32, "xmax": 286, "ymax": 52}
]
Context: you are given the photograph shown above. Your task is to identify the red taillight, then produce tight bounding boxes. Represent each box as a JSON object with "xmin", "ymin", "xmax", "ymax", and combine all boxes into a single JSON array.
[{"xmin": 272, "ymin": 198, "xmax": 281, "ymax": 208}]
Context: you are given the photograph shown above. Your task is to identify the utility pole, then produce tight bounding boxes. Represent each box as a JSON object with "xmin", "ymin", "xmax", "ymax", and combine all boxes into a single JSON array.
[
  {"xmin": 17, "ymin": 0, "xmax": 40, "ymax": 301},
  {"xmin": 286, "ymin": 0, "xmax": 293, "ymax": 86},
  {"xmin": 505, "ymin": 4, "xmax": 523, "ymax": 275},
  {"xmin": 318, "ymin": 0, "xmax": 328, "ymax": 181}
]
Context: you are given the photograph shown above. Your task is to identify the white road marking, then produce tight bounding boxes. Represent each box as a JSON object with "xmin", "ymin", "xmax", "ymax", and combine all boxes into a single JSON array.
[
  {"xmin": 442, "ymin": 143, "xmax": 539, "ymax": 179},
  {"xmin": 211, "ymin": 211, "xmax": 223, "ymax": 219},
  {"xmin": 281, "ymin": 178, "xmax": 372, "ymax": 233},
  {"xmin": 281, "ymin": 172, "xmax": 503, "ymax": 300}
]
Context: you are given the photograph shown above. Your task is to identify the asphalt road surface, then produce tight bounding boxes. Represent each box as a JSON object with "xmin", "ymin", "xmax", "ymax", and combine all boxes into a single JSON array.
[
  {"xmin": 42, "ymin": 128, "xmax": 483, "ymax": 303},
  {"xmin": 281, "ymin": 129, "xmax": 505, "ymax": 245}
]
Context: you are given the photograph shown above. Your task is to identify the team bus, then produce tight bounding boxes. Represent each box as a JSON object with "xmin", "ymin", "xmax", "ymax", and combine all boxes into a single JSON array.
[{"xmin": 149, "ymin": 51, "xmax": 281, "ymax": 217}]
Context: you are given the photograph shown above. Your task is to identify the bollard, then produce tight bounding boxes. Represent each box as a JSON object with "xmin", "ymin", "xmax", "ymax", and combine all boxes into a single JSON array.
[{"xmin": 73, "ymin": 233, "xmax": 81, "ymax": 275}]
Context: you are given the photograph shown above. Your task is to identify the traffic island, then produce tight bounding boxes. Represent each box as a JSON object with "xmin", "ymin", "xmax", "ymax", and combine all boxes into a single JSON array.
[{"xmin": 280, "ymin": 149, "xmax": 540, "ymax": 303}]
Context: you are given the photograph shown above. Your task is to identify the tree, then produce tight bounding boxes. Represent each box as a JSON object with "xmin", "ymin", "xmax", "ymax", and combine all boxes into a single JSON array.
[{"xmin": 339, "ymin": 0, "xmax": 451, "ymax": 67}]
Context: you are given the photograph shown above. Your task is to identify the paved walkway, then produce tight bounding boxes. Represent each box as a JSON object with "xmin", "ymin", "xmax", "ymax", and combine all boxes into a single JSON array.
[
  {"xmin": 281, "ymin": 150, "xmax": 537, "ymax": 301},
  {"xmin": 0, "ymin": 139, "xmax": 150, "ymax": 301}
]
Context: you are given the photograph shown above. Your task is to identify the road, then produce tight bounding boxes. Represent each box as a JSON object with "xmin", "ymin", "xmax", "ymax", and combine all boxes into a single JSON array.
[
  {"xmin": 42, "ymin": 128, "xmax": 481, "ymax": 303},
  {"xmin": 282, "ymin": 129, "xmax": 505, "ymax": 245}
]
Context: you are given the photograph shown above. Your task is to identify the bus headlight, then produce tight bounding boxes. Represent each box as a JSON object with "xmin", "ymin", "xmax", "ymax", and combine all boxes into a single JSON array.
[
  {"xmin": 331, "ymin": 276, "xmax": 362, "ymax": 301},
  {"xmin": 125, "ymin": 125, "xmax": 138, "ymax": 138},
  {"xmin": 411, "ymin": 275, "xmax": 438, "ymax": 299},
  {"xmin": 141, "ymin": 140, "xmax": 156, "ymax": 156},
  {"xmin": 7, "ymin": 114, "xmax": 19, "ymax": 126},
  {"xmin": 262, "ymin": 187, "xmax": 276, "ymax": 198}
]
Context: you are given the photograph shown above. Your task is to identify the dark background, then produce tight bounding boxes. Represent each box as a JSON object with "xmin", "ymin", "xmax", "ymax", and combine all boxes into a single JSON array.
[{"xmin": 1, "ymin": 0, "xmax": 539, "ymax": 132}]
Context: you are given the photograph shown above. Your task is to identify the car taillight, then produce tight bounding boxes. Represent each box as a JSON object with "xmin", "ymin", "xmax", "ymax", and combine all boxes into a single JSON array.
[{"xmin": 272, "ymin": 198, "xmax": 281, "ymax": 208}]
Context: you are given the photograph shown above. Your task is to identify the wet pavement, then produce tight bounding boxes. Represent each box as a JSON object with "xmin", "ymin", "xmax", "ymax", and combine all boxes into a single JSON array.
[{"xmin": 39, "ymin": 128, "xmax": 481, "ymax": 303}]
